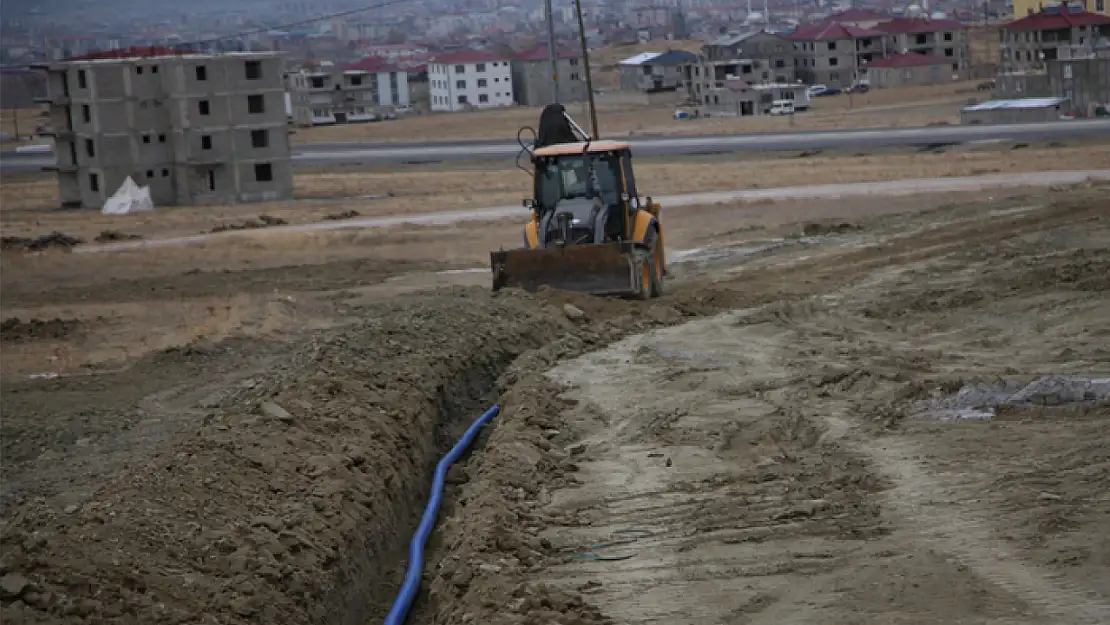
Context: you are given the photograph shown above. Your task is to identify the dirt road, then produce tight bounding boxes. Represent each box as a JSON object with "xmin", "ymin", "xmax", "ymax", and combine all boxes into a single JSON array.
[
  {"xmin": 1, "ymin": 185, "xmax": 1107, "ymax": 625},
  {"xmin": 419, "ymin": 187, "xmax": 1110, "ymax": 625}
]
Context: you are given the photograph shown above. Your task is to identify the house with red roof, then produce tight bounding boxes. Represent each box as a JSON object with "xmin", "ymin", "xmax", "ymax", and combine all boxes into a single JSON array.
[
  {"xmin": 865, "ymin": 52, "xmax": 957, "ymax": 87},
  {"xmin": 428, "ymin": 50, "xmax": 514, "ymax": 111},
  {"xmin": 1000, "ymin": 6, "xmax": 1110, "ymax": 70},
  {"xmin": 509, "ymin": 46, "xmax": 585, "ymax": 106},
  {"xmin": 786, "ymin": 21, "xmax": 887, "ymax": 89},
  {"xmin": 827, "ymin": 8, "xmax": 890, "ymax": 29},
  {"xmin": 873, "ymin": 17, "xmax": 969, "ymax": 77}
]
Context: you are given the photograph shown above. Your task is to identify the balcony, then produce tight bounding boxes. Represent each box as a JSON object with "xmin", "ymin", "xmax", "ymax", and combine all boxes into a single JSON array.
[
  {"xmin": 35, "ymin": 95, "xmax": 69, "ymax": 106},
  {"xmin": 38, "ymin": 127, "xmax": 73, "ymax": 139},
  {"xmin": 187, "ymin": 153, "xmax": 226, "ymax": 165}
]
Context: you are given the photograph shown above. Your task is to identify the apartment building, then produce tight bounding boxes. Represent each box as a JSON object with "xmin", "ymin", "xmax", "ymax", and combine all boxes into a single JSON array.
[
  {"xmin": 866, "ymin": 52, "xmax": 955, "ymax": 87},
  {"xmin": 34, "ymin": 48, "xmax": 292, "ymax": 209},
  {"xmin": 787, "ymin": 22, "xmax": 887, "ymax": 88},
  {"xmin": 875, "ymin": 17, "xmax": 970, "ymax": 77},
  {"xmin": 1013, "ymin": 0, "xmax": 1109, "ymax": 18},
  {"xmin": 428, "ymin": 51, "xmax": 514, "ymax": 111},
  {"xmin": 285, "ymin": 58, "xmax": 411, "ymax": 126},
  {"xmin": 690, "ymin": 30, "xmax": 795, "ymax": 105},
  {"xmin": 1000, "ymin": 5, "xmax": 1110, "ymax": 71},
  {"xmin": 511, "ymin": 46, "xmax": 586, "ymax": 106},
  {"xmin": 618, "ymin": 50, "xmax": 699, "ymax": 92}
]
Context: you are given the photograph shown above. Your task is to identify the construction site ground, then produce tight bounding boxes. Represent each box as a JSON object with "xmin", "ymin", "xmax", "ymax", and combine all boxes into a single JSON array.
[{"xmin": 1, "ymin": 178, "xmax": 1109, "ymax": 624}]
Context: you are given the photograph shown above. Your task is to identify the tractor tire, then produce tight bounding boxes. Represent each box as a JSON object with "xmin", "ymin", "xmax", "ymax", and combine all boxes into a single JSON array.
[
  {"xmin": 647, "ymin": 227, "xmax": 665, "ymax": 298},
  {"xmin": 635, "ymin": 229, "xmax": 663, "ymax": 300}
]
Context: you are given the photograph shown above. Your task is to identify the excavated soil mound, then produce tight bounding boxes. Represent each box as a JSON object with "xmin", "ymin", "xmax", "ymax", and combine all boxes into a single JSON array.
[
  {"xmin": 0, "ymin": 232, "xmax": 84, "ymax": 253},
  {"xmin": 0, "ymin": 284, "xmax": 752, "ymax": 625},
  {"xmin": 0, "ymin": 277, "xmax": 778, "ymax": 625},
  {"xmin": 0, "ymin": 317, "xmax": 83, "ymax": 343}
]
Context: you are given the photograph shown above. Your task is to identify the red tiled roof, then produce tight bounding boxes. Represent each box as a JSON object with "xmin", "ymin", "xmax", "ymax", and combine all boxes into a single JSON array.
[
  {"xmin": 875, "ymin": 17, "xmax": 965, "ymax": 34},
  {"xmin": 513, "ymin": 45, "xmax": 581, "ymax": 61},
  {"xmin": 1003, "ymin": 9, "xmax": 1110, "ymax": 30},
  {"xmin": 866, "ymin": 52, "xmax": 950, "ymax": 68},
  {"xmin": 828, "ymin": 8, "xmax": 889, "ymax": 22},
  {"xmin": 342, "ymin": 55, "xmax": 404, "ymax": 73},
  {"xmin": 66, "ymin": 46, "xmax": 184, "ymax": 61},
  {"xmin": 786, "ymin": 21, "xmax": 884, "ymax": 41},
  {"xmin": 431, "ymin": 49, "xmax": 508, "ymax": 64}
]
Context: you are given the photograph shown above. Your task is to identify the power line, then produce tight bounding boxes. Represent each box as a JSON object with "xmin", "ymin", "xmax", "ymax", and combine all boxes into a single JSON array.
[{"xmin": 170, "ymin": 0, "xmax": 418, "ymax": 49}]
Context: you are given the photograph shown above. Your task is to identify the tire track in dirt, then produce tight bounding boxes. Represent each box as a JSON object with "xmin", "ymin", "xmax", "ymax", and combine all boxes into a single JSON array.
[
  {"xmin": 498, "ymin": 190, "xmax": 1110, "ymax": 625},
  {"xmin": 527, "ymin": 314, "xmax": 890, "ymax": 625},
  {"xmin": 860, "ymin": 432, "xmax": 1110, "ymax": 625}
]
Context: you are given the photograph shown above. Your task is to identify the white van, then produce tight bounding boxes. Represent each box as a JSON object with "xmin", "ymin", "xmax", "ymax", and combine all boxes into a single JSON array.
[{"xmin": 766, "ymin": 100, "xmax": 795, "ymax": 116}]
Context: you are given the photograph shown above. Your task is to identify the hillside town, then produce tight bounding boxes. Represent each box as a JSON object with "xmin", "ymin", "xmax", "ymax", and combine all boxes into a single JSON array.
[
  {"xmin": 1, "ymin": 0, "xmax": 1108, "ymax": 208},
  {"xmin": 3, "ymin": 0, "xmax": 1108, "ymax": 118}
]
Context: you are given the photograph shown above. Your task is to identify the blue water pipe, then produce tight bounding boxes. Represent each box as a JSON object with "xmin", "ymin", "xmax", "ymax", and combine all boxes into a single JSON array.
[{"xmin": 383, "ymin": 404, "xmax": 502, "ymax": 625}]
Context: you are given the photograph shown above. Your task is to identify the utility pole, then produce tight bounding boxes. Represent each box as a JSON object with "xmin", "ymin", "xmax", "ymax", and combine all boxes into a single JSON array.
[
  {"xmin": 545, "ymin": 0, "xmax": 560, "ymax": 103},
  {"xmin": 574, "ymin": 0, "xmax": 600, "ymax": 139}
]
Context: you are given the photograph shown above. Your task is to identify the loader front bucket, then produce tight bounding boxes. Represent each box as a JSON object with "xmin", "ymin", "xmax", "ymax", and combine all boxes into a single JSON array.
[{"xmin": 490, "ymin": 241, "xmax": 641, "ymax": 296}]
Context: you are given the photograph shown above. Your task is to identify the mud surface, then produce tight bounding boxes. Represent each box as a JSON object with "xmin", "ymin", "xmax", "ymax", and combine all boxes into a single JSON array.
[
  {"xmin": 1, "ymin": 317, "xmax": 84, "ymax": 343},
  {"xmin": 1, "ymin": 186, "xmax": 1108, "ymax": 625},
  {"xmin": 1, "ymin": 232, "xmax": 83, "ymax": 252}
]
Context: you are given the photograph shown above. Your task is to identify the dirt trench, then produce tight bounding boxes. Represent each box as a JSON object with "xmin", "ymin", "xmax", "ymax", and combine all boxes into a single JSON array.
[
  {"xmin": 0, "ymin": 278, "xmax": 774, "ymax": 625},
  {"xmin": 2, "ymin": 185, "xmax": 1108, "ymax": 625},
  {"xmin": 0, "ymin": 289, "xmax": 562, "ymax": 624}
]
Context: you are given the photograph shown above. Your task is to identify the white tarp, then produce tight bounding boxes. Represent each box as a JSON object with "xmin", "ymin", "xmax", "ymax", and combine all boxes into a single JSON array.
[{"xmin": 102, "ymin": 176, "xmax": 155, "ymax": 215}]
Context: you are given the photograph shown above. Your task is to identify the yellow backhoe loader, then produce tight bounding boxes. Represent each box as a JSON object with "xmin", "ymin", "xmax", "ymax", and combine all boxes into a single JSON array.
[{"xmin": 489, "ymin": 105, "xmax": 666, "ymax": 299}]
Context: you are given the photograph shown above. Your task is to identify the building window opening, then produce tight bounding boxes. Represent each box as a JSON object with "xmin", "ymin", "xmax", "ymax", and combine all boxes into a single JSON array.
[
  {"xmin": 196, "ymin": 66, "xmax": 208, "ymax": 81},
  {"xmin": 245, "ymin": 60, "xmax": 262, "ymax": 80},
  {"xmin": 162, "ymin": 168, "xmax": 169, "ymax": 177},
  {"xmin": 142, "ymin": 134, "xmax": 151, "ymax": 144},
  {"xmin": 85, "ymin": 139, "xmax": 95, "ymax": 157},
  {"xmin": 77, "ymin": 70, "xmax": 87, "ymax": 89},
  {"xmin": 199, "ymin": 100, "xmax": 211, "ymax": 115},
  {"xmin": 254, "ymin": 163, "xmax": 273, "ymax": 182},
  {"xmin": 201, "ymin": 135, "xmax": 213, "ymax": 150},
  {"xmin": 251, "ymin": 129, "xmax": 268, "ymax": 148},
  {"xmin": 146, "ymin": 169, "xmax": 154, "ymax": 178},
  {"xmin": 81, "ymin": 104, "xmax": 91, "ymax": 123},
  {"xmin": 206, "ymin": 170, "xmax": 215, "ymax": 191},
  {"xmin": 247, "ymin": 94, "xmax": 265, "ymax": 114},
  {"xmin": 89, "ymin": 173, "xmax": 99, "ymax": 192}
]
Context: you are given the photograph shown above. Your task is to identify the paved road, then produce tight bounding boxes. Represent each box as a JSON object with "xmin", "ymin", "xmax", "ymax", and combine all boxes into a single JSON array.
[
  {"xmin": 80, "ymin": 169, "xmax": 1110, "ymax": 254},
  {"xmin": 5, "ymin": 120, "xmax": 1110, "ymax": 173}
]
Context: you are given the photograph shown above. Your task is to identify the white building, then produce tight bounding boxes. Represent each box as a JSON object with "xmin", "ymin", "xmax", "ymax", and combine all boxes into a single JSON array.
[
  {"xmin": 428, "ymin": 50, "xmax": 514, "ymax": 112},
  {"xmin": 285, "ymin": 58, "xmax": 411, "ymax": 126}
]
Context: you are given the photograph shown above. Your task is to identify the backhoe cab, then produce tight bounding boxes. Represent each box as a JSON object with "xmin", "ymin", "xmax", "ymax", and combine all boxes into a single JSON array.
[{"xmin": 490, "ymin": 105, "xmax": 666, "ymax": 299}]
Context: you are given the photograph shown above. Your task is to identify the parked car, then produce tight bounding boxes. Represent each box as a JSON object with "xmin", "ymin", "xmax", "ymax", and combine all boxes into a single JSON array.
[
  {"xmin": 976, "ymin": 79, "xmax": 996, "ymax": 91},
  {"xmin": 846, "ymin": 82, "xmax": 870, "ymax": 93},
  {"xmin": 812, "ymin": 87, "xmax": 842, "ymax": 97},
  {"xmin": 765, "ymin": 100, "xmax": 795, "ymax": 116},
  {"xmin": 806, "ymin": 84, "xmax": 828, "ymax": 98}
]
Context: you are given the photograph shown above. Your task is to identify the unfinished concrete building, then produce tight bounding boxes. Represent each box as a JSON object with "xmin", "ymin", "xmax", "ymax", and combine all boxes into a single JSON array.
[
  {"xmin": 34, "ymin": 48, "xmax": 293, "ymax": 209},
  {"xmin": 285, "ymin": 58, "xmax": 412, "ymax": 126},
  {"xmin": 689, "ymin": 31, "xmax": 796, "ymax": 107}
]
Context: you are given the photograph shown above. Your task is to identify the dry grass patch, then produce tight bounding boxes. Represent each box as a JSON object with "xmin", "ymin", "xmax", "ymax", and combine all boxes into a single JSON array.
[
  {"xmin": 0, "ymin": 107, "xmax": 47, "ymax": 146},
  {"xmin": 4, "ymin": 143, "xmax": 1104, "ymax": 243},
  {"xmin": 0, "ymin": 187, "xmax": 1065, "ymax": 376},
  {"xmin": 276, "ymin": 143, "xmax": 1110, "ymax": 199},
  {"xmin": 295, "ymin": 82, "xmax": 978, "ymax": 144}
]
